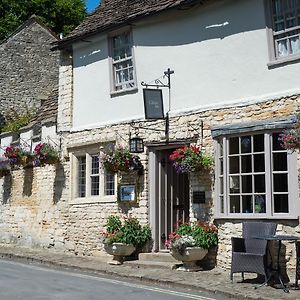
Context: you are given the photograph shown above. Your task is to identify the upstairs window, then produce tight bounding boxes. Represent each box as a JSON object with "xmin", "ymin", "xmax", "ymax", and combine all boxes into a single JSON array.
[
  {"xmin": 215, "ymin": 131, "xmax": 298, "ymax": 218},
  {"xmin": 110, "ymin": 31, "xmax": 136, "ymax": 92},
  {"xmin": 266, "ymin": 0, "xmax": 300, "ymax": 61}
]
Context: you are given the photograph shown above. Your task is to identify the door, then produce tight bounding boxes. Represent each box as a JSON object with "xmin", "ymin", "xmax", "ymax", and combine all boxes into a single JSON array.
[{"xmin": 149, "ymin": 148, "xmax": 190, "ymax": 251}]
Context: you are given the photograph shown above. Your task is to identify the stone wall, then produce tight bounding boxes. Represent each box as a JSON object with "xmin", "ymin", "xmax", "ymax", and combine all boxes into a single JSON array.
[{"xmin": 0, "ymin": 17, "xmax": 59, "ymax": 123}]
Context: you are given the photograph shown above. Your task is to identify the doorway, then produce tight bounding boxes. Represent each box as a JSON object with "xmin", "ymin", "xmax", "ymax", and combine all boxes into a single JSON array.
[{"xmin": 149, "ymin": 147, "xmax": 190, "ymax": 251}]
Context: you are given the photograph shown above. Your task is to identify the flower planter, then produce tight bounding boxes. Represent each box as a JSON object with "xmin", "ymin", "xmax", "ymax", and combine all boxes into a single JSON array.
[
  {"xmin": 170, "ymin": 247, "xmax": 208, "ymax": 272},
  {"xmin": 104, "ymin": 243, "xmax": 135, "ymax": 265}
]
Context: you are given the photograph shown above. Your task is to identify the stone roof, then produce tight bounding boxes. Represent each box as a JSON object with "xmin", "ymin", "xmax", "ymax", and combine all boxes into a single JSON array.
[
  {"xmin": 54, "ymin": 0, "xmax": 209, "ymax": 49},
  {"xmin": 30, "ymin": 88, "xmax": 58, "ymax": 126}
]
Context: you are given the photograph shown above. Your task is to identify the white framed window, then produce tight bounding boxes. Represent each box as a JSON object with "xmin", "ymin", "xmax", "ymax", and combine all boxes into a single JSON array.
[
  {"xmin": 265, "ymin": 0, "xmax": 300, "ymax": 62},
  {"xmin": 71, "ymin": 150, "xmax": 117, "ymax": 203},
  {"xmin": 215, "ymin": 131, "xmax": 298, "ymax": 218},
  {"xmin": 109, "ymin": 30, "xmax": 136, "ymax": 92}
]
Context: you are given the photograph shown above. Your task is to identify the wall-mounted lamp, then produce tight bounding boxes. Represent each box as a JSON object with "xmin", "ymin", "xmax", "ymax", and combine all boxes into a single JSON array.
[{"xmin": 129, "ymin": 135, "xmax": 144, "ymax": 153}]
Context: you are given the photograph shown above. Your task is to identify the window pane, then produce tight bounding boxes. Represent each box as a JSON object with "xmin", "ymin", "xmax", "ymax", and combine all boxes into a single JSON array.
[
  {"xmin": 229, "ymin": 156, "xmax": 239, "ymax": 174},
  {"xmin": 254, "ymin": 154, "xmax": 265, "ymax": 172},
  {"xmin": 277, "ymin": 39, "xmax": 289, "ymax": 57},
  {"xmin": 242, "ymin": 175, "xmax": 252, "ymax": 193},
  {"xmin": 254, "ymin": 175, "xmax": 265, "ymax": 193},
  {"xmin": 105, "ymin": 172, "xmax": 115, "ymax": 196},
  {"xmin": 230, "ymin": 196, "xmax": 240, "ymax": 213},
  {"xmin": 290, "ymin": 36, "xmax": 300, "ymax": 54},
  {"xmin": 254, "ymin": 134, "xmax": 264, "ymax": 152},
  {"xmin": 242, "ymin": 195, "xmax": 253, "ymax": 213},
  {"xmin": 274, "ymin": 174, "xmax": 288, "ymax": 192},
  {"xmin": 241, "ymin": 155, "xmax": 252, "ymax": 173},
  {"xmin": 78, "ymin": 156, "xmax": 86, "ymax": 198},
  {"xmin": 220, "ymin": 158, "xmax": 223, "ymax": 175},
  {"xmin": 91, "ymin": 176, "xmax": 100, "ymax": 196},
  {"xmin": 229, "ymin": 137, "xmax": 239, "ymax": 154},
  {"xmin": 219, "ymin": 140, "xmax": 223, "ymax": 156},
  {"xmin": 91, "ymin": 155, "xmax": 99, "ymax": 174},
  {"xmin": 272, "ymin": 132, "xmax": 283, "ymax": 150},
  {"xmin": 229, "ymin": 176, "xmax": 240, "ymax": 193},
  {"xmin": 219, "ymin": 177, "xmax": 224, "ymax": 194},
  {"xmin": 220, "ymin": 196, "xmax": 224, "ymax": 214},
  {"xmin": 255, "ymin": 195, "xmax": 266, "ymax": 213},
  {"xmin": 241, "ymin": 136, "xmax": 251, "ymax": 153},
  {"xmin": 274, "ymin": 194, "xmax": 289, "ymax": 213},
  {"xmin": 273, "ymin": 152, "xmax": 287, "ymax": 171}
]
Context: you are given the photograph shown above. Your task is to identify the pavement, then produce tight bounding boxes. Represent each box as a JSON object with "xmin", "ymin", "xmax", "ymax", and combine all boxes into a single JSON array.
[{"xmin": 0, "ymin": 245, "xmax": 299, "ymax": 300}]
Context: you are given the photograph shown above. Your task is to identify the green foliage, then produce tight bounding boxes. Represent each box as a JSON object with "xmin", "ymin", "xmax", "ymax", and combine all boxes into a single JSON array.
[
  {"xmin": 102, "ymin": 215, "xmax": 152, "ymax": 248},
  {"xmin": 1, "ymin": 107, "xmax": 34, "ymax": 133},
  {"xmin": 0, "ymin": 0, "xmax": 87, "ymax": 42}
]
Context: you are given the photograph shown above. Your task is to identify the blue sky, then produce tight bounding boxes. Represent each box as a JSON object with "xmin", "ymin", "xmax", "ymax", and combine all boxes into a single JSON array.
[{"xmin": 86, "ymin": 0, "xmax": 101, "ymax": 13}]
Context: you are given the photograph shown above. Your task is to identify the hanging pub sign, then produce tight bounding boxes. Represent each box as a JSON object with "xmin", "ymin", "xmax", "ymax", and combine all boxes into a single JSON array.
[{"xmin": 143, "ymin": 88, "xmax": 165, "ymax": 119}]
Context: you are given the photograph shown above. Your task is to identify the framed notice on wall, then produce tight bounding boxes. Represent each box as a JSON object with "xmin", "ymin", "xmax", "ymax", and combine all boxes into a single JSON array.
[
  {"xmin": 119, "ymin": 185, "xmax": 136, "ymax": 202},
  {"xmin": 143, "ymin": 88, "xmax": 165, "ymax": 119}
]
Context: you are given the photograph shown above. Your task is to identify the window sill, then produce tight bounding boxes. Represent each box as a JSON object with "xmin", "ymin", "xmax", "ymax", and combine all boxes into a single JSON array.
[
  {"xmin": 70, "ymin": 196, "xmax": 117, "ymax": 205},
  {"xmin": 214, "ymin": 214, "xmax": 299, "ymax": 220},
  {"xmin": 110, "ymin": 87, "xmax": 138, "ymax": 97},
  {"xmin": 267, "ymin": 54, "xmax": 300, "ymax": 68}
]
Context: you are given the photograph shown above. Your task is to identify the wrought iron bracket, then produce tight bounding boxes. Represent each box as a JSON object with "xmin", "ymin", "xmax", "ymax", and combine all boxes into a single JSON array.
[{"xmin": 141, "ymin": 68, "xmax": 174, "ymax": 89}]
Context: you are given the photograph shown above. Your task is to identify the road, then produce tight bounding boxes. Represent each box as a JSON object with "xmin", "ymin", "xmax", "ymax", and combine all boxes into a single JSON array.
[{"xmin": 0, "ymin": 260, "xmax": 229, "ymax": 300}]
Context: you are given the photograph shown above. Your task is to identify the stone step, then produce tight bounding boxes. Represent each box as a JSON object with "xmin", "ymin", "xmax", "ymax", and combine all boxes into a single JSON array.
[{"xmin": 138, "ymin": 252, "xmax": 178, "ymax": 263}]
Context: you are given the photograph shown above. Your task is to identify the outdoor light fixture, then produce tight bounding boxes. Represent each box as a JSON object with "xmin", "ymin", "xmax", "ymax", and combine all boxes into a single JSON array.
[{"xmin": 129, "ymin": 135, "xmax": 144, "ymax": 153}]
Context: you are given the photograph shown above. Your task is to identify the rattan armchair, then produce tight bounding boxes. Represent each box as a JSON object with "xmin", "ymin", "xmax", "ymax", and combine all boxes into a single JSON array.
[{"xmin": 230, "ymin": 222, "xmax": 277, "ymax": 282}]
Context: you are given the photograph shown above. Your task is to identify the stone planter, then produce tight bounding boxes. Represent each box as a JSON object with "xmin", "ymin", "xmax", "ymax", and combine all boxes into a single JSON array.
[
  {"xmin": 104, "ymin": 243, "xmax": 136, "ymax": 265},
  {"xmin": 170, "ymin": 247, "xmax": 208, "ymax": 272}
]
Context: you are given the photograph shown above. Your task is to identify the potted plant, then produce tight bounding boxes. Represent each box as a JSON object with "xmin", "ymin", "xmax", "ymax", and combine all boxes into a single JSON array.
[
  {"xmin": 101, "ymin": 215, "xmax": 151, "ymax": 265},
  {"xmin": 169, "ymin": 145, "xmax": 213, "ymax": 173},
  {"xmin": 165, "ymin": 221, "xmax": 218, "ymax": 271},
  {"xmin": 101, "ymin": 147, "xmax": 143, "ymax": 175},
  {"xmin": 33, "ymin": 143, "xmax": 59, "ymax": 166},
  {"xmin": 4, "ymin": 145, "xmax": 31, "ymax": 168}
]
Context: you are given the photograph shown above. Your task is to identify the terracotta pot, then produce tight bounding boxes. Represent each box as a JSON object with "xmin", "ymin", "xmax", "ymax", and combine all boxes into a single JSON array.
[
  {"xmin": 104, "ymin": 243, "xmax": 135, "ymax": 265},
  {"xmin": 170, "ymin": 247, "xmax": 208, "ymax": 272}
]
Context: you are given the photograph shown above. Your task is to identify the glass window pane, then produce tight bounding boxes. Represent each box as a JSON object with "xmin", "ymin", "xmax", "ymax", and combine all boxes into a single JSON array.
[
  {"xmin": 241, "ymin": 136, "xmax": 251, "ymax": 153},
  {"xmin": 242, "ymin": 175, "xmax": 252, "ymax": 193},
  {"xmin": 241, "ymin": 155, "xmax": 252, "ymax": 173},
  {"xmin": 91, "ymin": 176, "xmax": 100, "ymax": 196},
  {"xmin": 274, "ymin": 194, "xmax": 289, "ymax": 213},
  {"xmin": 105, "ymin": 172, "xmax": 115, "ymax": 196},
  {"xmin": 277, "ymin": 39, "xmax": 289, "ymax": 57},
  {"xmin": 91, "ymin": 155, "xmax": 99, "ymax": 174},
  {"xmin": 253, "ymin": 134, "xmax": 264, "ymax": 152},
  {"xmin": 254, "ymin": 154, "xmax": 265, "ymax": 172},
  {"xmin": 274, "ymin": 174, "xmax": 288, "ymax": 192},
  {"xmin": 220, "ymin": 158, "xmax": 223, "ymax": 175},
  {"xmin": 255, "ymin": 195, "xmax": 266, "ymax": 213},
  {"xmin": 78, "ymin": 156, "xmax": 86, "ymax": 198},
  {"xmin": 290, "ymin": 36, "xmax": 300, "ymax": 54},
  {"xmin": 229, "ymin": 137, "xmax": 239, "ymax": 154},
  {"xmin": 219, "ymin": 177, "xmax": 224, "ymax": 194},
  {"xmin": 219, "ymin": 140, "xmax": 223, "ymax": 157},
  {"xmin": 220, "ymin": 196, "xmax": 224, "ymax": 214},
  {"xmin": 273, "ymin": 152, "xmax": 287, "ymax": 171},
  {"xmin": 229, "ymin": 156, "xmax": 239, "ymax": 174},
  {"xmin": 229, "ymin": 176, "xmax": 240, "ymax": 193},
  {"xmin": 230, "ymin": 196, "xmax": 240, "ymax": 213},
  {"xmin": 273, "ymin": 132, "xmax": 283, "ymax": 151},
  {"xmin": 242, "ymin": 195, "xmax": 253, "ymax": 213},
  {"xmin": 254, "ymin": 175, "xmax": 265, "ymax": 193}
]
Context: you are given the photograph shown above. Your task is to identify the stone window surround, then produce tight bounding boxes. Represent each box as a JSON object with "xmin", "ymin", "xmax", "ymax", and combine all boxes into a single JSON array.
[
  {"xmin": 212, "ymin": 116, "xmax": 299, "ymax": 219},
  {"xmin": 69, "ymin": 145, "xmax": 117, "ymax": 205},
  {"xmin": 108, "ymin": 26, "xmax": 137, "ymax": 96},
  {"xmin": 265, "ymin": 0, "xmax": 300, "ymax": 67}
]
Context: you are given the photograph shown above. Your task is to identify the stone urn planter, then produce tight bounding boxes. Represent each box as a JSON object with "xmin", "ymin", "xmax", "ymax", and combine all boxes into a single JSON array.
[
  {"xmin": 104, "ymin": 243, "xmax": 136, "ymax": 265},
  {"xmin": 170, "ymin": 247, "xmax": 208, "ymax": 271}
]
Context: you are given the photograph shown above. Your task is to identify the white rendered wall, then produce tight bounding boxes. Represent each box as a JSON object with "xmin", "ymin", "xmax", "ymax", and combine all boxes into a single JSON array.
[{"xmin": 72, "ymin": 0, "xmax": 300, "ymax": 130}]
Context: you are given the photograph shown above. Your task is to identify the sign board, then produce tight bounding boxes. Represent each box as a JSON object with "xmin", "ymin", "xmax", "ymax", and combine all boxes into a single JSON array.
[
  {"xmin": 119, "ymin": 185, "xmax": 136, "ymax": 202},
  {"xmin": 143, "ymin": 88, "xmax": 165, "ymax": 119}
]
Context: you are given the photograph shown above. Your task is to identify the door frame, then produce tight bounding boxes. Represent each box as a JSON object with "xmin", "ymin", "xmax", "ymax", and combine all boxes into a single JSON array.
[{"xmin": 148, "ymin": 143, "xmax": 189, "ymax": 252}]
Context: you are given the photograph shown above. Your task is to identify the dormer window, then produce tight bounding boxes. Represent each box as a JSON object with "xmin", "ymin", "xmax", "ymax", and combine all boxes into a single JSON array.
[{"xmin": 110, "ymin": 31, "xmax": 136, "ymax": 92}]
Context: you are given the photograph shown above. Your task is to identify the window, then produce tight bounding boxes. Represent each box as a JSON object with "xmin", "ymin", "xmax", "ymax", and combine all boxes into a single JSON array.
[
  {"xmin": 266, "ymin": 0, "xmax": 300, "ymax": 61},
  {"xmin": 73, "ymin": 151, "xmax": 116, "ymax": 202},
  {"xmin": 216, "ymin": 131, "xmax": 298, "ymax": 218},
  {"xmin": 110, "ymin": 31, "xmax": 136, "ymax": 92}
]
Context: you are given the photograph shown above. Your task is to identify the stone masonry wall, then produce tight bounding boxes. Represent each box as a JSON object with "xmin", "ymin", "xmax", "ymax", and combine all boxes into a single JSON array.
[{"xmin": 0, "ymin": 18, "xmax": 59, "ymax": 123}]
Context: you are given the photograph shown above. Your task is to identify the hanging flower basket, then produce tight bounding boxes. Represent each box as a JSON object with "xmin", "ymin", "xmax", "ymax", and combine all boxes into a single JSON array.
[
  {"xmin": 101, "ymin": 148, "xmax": 143, "ymax": 175},
  {"xmin": 279, "ymin": 113, "xmax": 300, "ymax": 151},
  {"xmin": 169, "ymin": 145, "xmax": 213, "ymax": 173},
  {"xmin": 33, "ymin": 143, "xmax": 59, "ymax": 167},
  {"xmin": 4, "ymin": 146, "xmax": 31, "ymax": 168}
]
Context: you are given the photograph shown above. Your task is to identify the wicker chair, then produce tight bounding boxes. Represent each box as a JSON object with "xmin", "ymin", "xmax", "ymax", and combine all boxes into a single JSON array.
[{"xmin": 230, "ymin": 222, "xmax": 277, "ymax": 282}]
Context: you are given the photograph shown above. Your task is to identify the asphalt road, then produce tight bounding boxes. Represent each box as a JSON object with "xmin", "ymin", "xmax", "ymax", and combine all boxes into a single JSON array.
[{"xmin": 0, "ymin": 260, "xmax": 229, "ymax": 300}]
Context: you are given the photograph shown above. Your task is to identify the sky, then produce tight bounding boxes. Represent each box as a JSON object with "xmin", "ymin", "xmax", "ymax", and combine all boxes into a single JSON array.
[{"xmin": 86, "ymin": 0, "xmax": 101, "ymax": 13}]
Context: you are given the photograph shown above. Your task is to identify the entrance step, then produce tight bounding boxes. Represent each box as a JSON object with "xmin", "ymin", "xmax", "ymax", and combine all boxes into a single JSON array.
[{"xmin": 138, "ymin": 252, "xmax": 178, "ymax": 263}]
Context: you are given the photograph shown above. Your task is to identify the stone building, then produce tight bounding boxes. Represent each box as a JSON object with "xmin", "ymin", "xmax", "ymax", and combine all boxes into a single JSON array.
[
  {"xmin": 1, "ymin": 0, "xmax": 300, "ymax": 272},
  {"xmin": 0, "ymin": 15, "xmax": 59, "ymax": 126}
]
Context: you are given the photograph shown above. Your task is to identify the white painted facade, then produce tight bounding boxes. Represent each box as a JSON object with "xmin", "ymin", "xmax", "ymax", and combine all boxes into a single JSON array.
[{"xmin": 72, "ymin": 0, "xmax": 300, "ymax": 130}]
